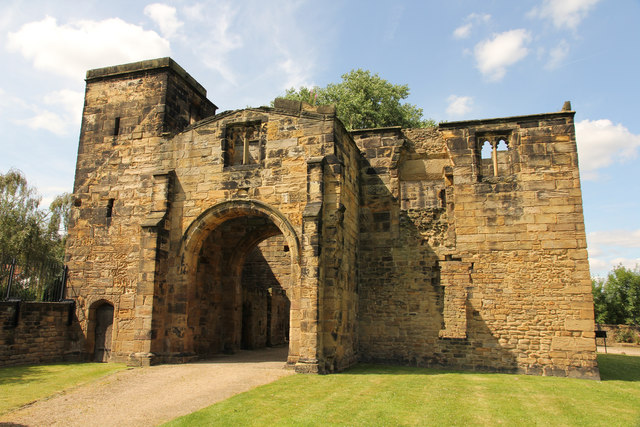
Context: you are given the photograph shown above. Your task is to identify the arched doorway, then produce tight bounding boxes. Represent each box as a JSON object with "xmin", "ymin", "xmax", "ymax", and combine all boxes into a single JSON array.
[
  {"xmin": 93, "ymin": 302, "xmax": 114, "ymax": 362},
  {"xmin": 179, "ymin": 200, "xmax": 301, "ymax": 363}
]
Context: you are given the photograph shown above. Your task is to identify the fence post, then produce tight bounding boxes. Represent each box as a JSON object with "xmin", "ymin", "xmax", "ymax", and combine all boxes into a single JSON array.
[
  {"xmin": 59, "ymin": 265, "xmax": 68, "ymax": 301},
  {"xmin": 5, "ymin": 258, "xmax": 16, "ymax": 300}
]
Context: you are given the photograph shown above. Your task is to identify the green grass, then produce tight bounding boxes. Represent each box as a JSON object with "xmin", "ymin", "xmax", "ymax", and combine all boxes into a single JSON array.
[
  {"xmin": 166, "ymin": 354, "xmax": 640, "ymax": 427},
  {"xmin": 0, "ymin": 362, "xmax": 126, "ymax": 415}
]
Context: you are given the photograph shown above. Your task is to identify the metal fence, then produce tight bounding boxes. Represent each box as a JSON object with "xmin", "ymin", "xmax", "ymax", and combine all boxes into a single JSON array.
[{"xmin": 0, "ymin": 255, "xmax": 67, "ymax": 302}]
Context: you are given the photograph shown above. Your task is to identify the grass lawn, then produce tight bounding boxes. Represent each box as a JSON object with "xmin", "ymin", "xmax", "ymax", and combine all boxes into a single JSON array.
[
  {"xmin": 166, "ymin": 354, "xmax": 640, "ymax": 427},
  {"xmin": 0, "ymin": 362, "xmax": 126, "ymax": 415}
]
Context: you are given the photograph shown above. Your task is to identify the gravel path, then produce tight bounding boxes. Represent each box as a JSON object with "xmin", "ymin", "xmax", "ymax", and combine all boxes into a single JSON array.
[
  {"xmin": 0, "ymin": 346, "xmax": 294, "ymax": 427},
  {"xmin": 598, "ymin": 345, "xmax": 640, "ymax": 356}
]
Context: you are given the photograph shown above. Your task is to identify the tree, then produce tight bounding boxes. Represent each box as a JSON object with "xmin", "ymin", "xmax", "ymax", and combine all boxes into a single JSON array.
[
  {"xmin": 0, "ymin": 169, "xmax": 70, "ymax": 262},
  {"xmin": 281, "ymin": 69, "xmax": 436, "ymax": 130},
  {"xmin": 592, "ymin": 265, "xmax": 640, "ymax": 325},
  {"xmin": 0, "ymin": 169, "xmax": 71, "ymax": 300}
]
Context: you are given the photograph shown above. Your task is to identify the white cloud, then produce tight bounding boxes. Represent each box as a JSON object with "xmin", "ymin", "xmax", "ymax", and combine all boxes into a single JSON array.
[
  {"xmin": 453, "ymin": 23, "xmax": 472, "ymax": 39},
  {"xmin": 384, "ymin": 5, "xmax": 404, "ymax": 41},
  {"xmin": 279, "ymin": 59, "xmax": 313, "ymax": 91},
  {"xmin": 546, "ymin": 39, "xmax": 570, "ymax": 69},
  {"xmin": 17, "ymin": 110, "xmax": 67, "ymax": 135},
  {"xmin": 588, "ymin": 229, "xmax": 640, "ymax": 276},
  {"xmin": 529, "ymin": 0, "xmax": 601, "ymax": 31},
  {"xmin": 446, "ymin": 95, "xmax": 473, "ymax": 117},
  {"xmin": 589, "ymin": 255, "xmax": 640, "ymax": 277},
  {"xmin": 5, "ymin": 89, "xmax": 84, "ymax": 136},
  {"xmin": 181, "ymin": 3, "xmax": 242, "ymax": 85},
  {"xmin": 144, "ymin": 3, "xmax": 183, "ymax": 39},
  {"xmin": 453, "ymin": 13, "xmax": 490, "ymax": 40},
  {"xmin": 44, "ymin": 89, "xmax": 84, "ymax": 119},
  {"xmin": 474, "ymin": 29, "xmax": 531, "ymax": 81},
  {"xmin": 575, "ymin": 119, "xmax": 640, "ymax": 179},
  {"xmin": 589, "ymin": 230, "xmax": 640, "ymax": 249},
  {"xmin": 0, "ymin": 87, "xmax": 29, "ymax": 111},
  {"xmin": 176, "ymin": 1, "xmax": 319, "ymax": 96},
  {"xmin": 6, "ymin": 16, "xmax": 170, "ymax": 80}
]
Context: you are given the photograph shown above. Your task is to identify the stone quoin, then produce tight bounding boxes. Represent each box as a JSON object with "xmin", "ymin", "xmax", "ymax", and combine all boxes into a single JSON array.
[{"xmin": 64, "ymin": 57, "xmax": 598, "ymax": 379}]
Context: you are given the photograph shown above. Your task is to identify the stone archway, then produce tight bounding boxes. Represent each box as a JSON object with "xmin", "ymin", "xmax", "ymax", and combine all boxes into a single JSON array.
[{"xmin": 178, "ymin": 200, "xmax": 301, "ymax": 365}]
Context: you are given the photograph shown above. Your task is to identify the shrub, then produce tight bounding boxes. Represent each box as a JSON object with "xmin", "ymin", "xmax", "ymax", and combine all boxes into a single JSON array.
[{"xmin": 614, "ymin": 328, "xmax": 640, "ymax": 344}]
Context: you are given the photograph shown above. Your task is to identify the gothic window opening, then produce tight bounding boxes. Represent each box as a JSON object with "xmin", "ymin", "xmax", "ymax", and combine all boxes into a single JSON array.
[
  {"xmin": 477, "ymin": 133, "xmax": 512, "ymax": 179},
  {"xmin": 223, "ymin": 122, "xmax": 263, "ymax": 167},
  {"xmin": 480, "ymin": 140, "xmax": 492, "ymax": 160}
]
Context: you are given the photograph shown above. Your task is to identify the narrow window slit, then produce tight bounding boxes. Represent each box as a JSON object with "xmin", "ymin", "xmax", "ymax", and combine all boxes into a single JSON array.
[{"xmin": 106, "ymin": 198, "xmax": 114, "ymax": 226}]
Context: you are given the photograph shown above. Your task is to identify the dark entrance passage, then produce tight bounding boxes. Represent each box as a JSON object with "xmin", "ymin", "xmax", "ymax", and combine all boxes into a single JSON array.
[
  {"xmin": 94, "ymin": 303, "xmax": 114, "ymax": 362},
  {"xmin": 192, "ymin": 214, "xmax": 292, "ymax": 358},
  {"xmin": 240, "ymin": 238, "xmax": 291, "ymax": 349}
]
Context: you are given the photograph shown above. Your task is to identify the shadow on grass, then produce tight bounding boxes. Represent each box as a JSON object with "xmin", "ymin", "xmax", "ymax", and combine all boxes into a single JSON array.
[
  {"xmin": 340, "ymin": 363, "xmax": 489, "ymax": 376},
  {"xmin": 342, "ymin": 354, "xmax": 640, "ymax": 383},
  {"xmin": 0, "ymin": 364, "xmax": 62, "ymax": 386},
  {"xmin": 598, "ymin": 354, "xmax": 640, "ymax": 382}
]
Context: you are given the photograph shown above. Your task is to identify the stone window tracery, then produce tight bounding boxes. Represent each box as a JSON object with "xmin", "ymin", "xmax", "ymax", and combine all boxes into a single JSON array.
[{"xmin": 477, "ymin": 132, "xmax": 512, "ymax": 179}]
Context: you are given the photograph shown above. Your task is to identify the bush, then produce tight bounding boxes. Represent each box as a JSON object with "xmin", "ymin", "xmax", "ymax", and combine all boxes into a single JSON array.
[{"xmin": 614, "ymin": 328, "xmax": 640, "ymax": 344}]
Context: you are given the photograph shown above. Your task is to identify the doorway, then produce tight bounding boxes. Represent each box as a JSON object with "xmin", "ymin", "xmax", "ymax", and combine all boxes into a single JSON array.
[{"xmin": 94, "ymin": 303, "xmax": 114, "ymax": 362}]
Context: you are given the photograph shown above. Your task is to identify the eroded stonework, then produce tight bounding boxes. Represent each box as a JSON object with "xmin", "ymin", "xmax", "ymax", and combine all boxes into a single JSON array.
[{"xmin": 65, "ymin": 58, "xmax": 598, "ymax": 378}]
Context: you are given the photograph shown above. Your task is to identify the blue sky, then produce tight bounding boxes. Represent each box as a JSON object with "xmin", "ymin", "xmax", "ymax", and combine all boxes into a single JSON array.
[{"xmin": 0, "ymin": 0, "xmax": 638, "ymax": 276}]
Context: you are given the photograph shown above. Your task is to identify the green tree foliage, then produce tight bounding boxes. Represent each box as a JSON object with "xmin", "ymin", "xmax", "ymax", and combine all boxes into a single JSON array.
[
  {"xmin": 281, "ymin": 69, "xmax": 436, "ymax": 130},
  {"xmin": 593, "ymin": 265, "xmax": 640, "ymax": 325},
  {"xmin": 0, "ymin": 169, "xmax": 70, "ymax": 264}
]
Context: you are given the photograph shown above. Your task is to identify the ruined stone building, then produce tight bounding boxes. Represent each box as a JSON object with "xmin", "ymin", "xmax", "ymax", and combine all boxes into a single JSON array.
[{"xmin": 65, "ymin": 58, "xmax": 598, "ymax": 378}]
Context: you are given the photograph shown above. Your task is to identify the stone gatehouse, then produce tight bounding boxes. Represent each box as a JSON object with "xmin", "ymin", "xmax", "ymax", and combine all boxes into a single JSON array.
[{"xmin": 65, "ymin": 57, "xmax": 598, "ymax": 378}]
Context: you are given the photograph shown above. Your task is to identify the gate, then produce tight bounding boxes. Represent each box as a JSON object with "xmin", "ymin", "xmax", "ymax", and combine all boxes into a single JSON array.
[{"xmin": 1, "ymin": 255, "xmax": 67, "ymax": 301}]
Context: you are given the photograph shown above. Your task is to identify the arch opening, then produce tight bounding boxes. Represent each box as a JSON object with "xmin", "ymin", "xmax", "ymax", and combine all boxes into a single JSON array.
[{"xmin": 180, "ymin": 201, "xmax": 300, "ymax": 363}]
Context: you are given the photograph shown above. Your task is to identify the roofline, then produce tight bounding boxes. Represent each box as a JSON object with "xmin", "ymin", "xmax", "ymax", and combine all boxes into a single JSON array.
[
  {"xmin": 438, "ymin": 110, "xmax": 575, "ymax": 128},
  {"xmin": 350, "ymin": 126, "xmax": 403, "ymax": 134}
]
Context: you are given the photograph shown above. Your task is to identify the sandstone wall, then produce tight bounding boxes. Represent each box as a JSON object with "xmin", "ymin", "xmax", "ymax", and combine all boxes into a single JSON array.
[
  {"xmin": 66, "ymin": 59, "xmax": 216, "ymax": 362},
  {"xmin": 67, "ymin": 62, "xmax": 346, "ymax": 370},
  {"xmin": 315, "ymin": 121, "xmax": 361, "ymax": 372},
  {"xmin": 0, "ymin": 301, "xmax": 81, "ymax": 367},
  {"xmin": 354, "ymin": 112, "xmax": 598, "ymax": 379},
  {"xmin": 66, "ymin": 58, "xmax": 597, "ymax": 378}
]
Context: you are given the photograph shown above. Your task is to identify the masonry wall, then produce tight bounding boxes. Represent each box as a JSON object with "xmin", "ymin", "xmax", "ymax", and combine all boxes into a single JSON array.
[
  {"xmin": 68, "ymin": 62, "xmax": 344, "ymax": 369},
  {"xmin": 355, "ymin": 127, "xmax": 449, "ymax": 368},
  {"xmin": 354, "ymin": 112, "xmax": 598, "ymax": 379},
  {"xmin": 0, "ymin": 301, "xmax": 81, "ymax": 367},
  {"xmin": 316, "ymin": 121, "xmax": 361, "ymax": 372},
  {"xmin": 66, "ymin": 59, "xmax": 216, "ymax": 362},
  {"xmin": 67, "ymin": 58, "xmax": 597, "ymax": 378},
  {"xmin": 153, "ymin": 104, "xmax": 339, "ymax": 370}
]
